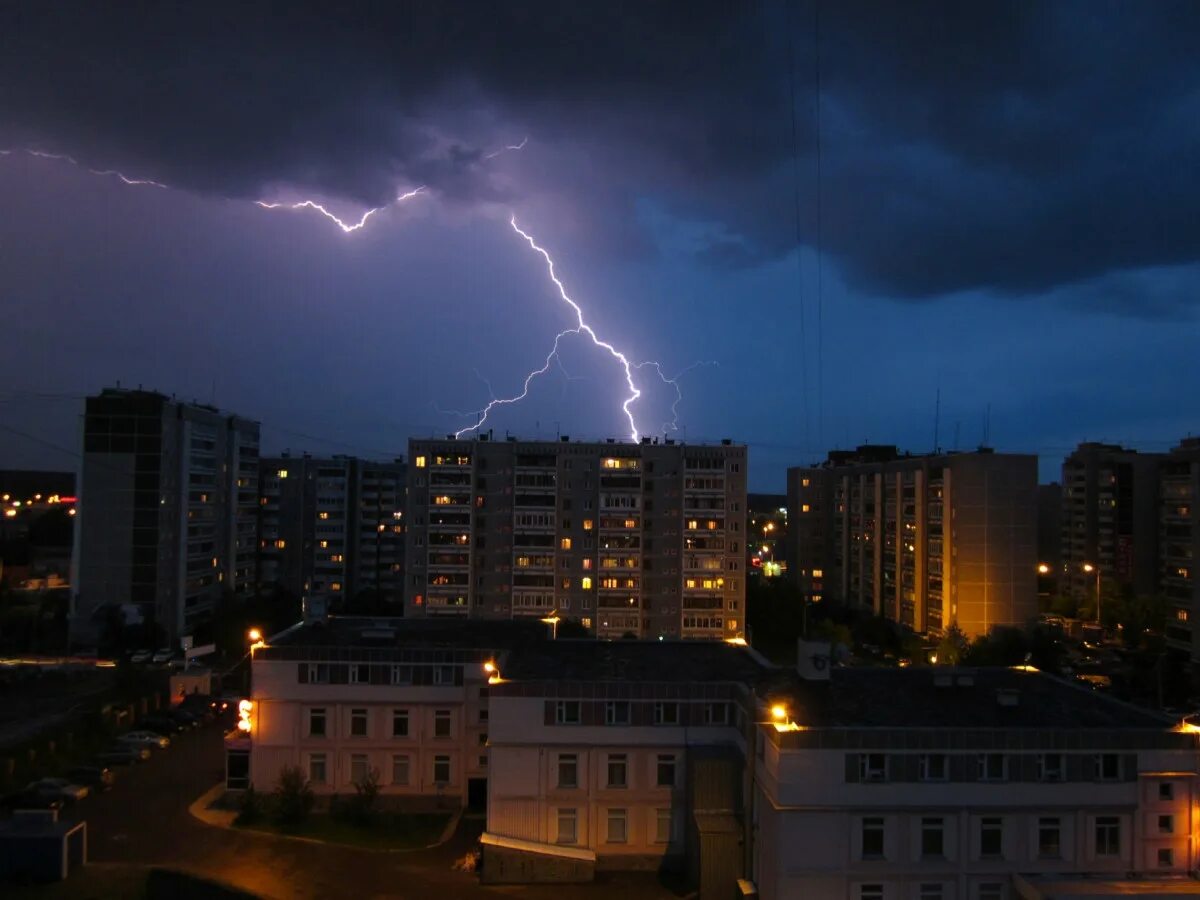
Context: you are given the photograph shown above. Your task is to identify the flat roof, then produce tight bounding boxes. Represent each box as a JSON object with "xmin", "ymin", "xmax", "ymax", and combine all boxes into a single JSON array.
[
  {"xmin": 263, "ymin": 616, "xmax": 548, "ymax": 653},
  {"xmin": 769, "ymin": 667, "xmax": 1175, "ymax": 730},
  {"xmin": 499, "ymin": 638, "xmax": 768, "ymax": 683}
]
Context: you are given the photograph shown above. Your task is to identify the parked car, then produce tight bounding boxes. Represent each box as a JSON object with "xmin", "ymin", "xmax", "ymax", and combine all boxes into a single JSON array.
[
  {"xmin": 96, "ymin": 746, "xmax": 150, "ymax": 765},
  {"xmin": 67, "ymin": 765, "xmax": 115, "ymax": 791},
  {"xmin": 141, "ymin": 715, "xmax": 184, "ymax": 735},
  {"xmin": 117, "ymin": 730, "xmax": 170, "ymax": 750},
  {"xmin": 24, "ymin": 778, "xmax": 89, "ymax": 804},
  {"xmin": 130, "ymin": 649, "xmax": 152, "ymax": 664},
  {"xmin": 167, "ymin": 708, "xmax": 202, "ymax": 728},
  {"xmin": 151, "ymin": 648, "xmax": 173, "ymax": 664}
]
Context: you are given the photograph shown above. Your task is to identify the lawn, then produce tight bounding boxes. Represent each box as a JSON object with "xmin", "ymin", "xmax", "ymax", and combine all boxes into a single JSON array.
[{"xmin": 236, "ymin": 811, "xmax": 451, "ymax": 850}]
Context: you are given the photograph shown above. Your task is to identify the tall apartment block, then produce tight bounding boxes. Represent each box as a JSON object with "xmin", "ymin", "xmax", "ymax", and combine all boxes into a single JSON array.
[
  {"xmin": 1060, "ymin": 442, "xmax": 1162, "ymax": 604},
  {"xmin": 789, "ymin": 446, "xmax": 1037, "ymax": 637},
  {"xmin": 75, "ymin": 387, "xmax": 259, "ymax": 642},
  {"xmin": 403, "ymin": 436, "xmax": 748, "ymax": 640},
  {"xmin": 258, "ymin": 455, "xmax": 406, "ymax": 604},
  {"xmin": 1161, "ymin": 438, "xmax": 1200, "ymax": 662}
]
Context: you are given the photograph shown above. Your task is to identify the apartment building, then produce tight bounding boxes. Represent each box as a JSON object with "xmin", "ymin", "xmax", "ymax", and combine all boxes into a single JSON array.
[
  {"xmin": 404, "ymin": 436, "xmax": 748, "ymax": 640},
  {"xmin": 1060, "ymin": 442, "xmax": 1163, "ymax": 605},
  {"xmin": 1161, "ymin": 438, "xmax": 1200, "ymax": 663},
  {"xmin": 753, "ymin": 666, "xmax": 1197, "ymax": 900},
  {"xmin": 234, "ymin": 615, "xmax": 1200, "ymax": 897},
  {"xmin": 258, "ymin": 455, "xmax": 405, "ymax": 604},
  {"xmin": 242, "ymin": 617, "xmax": 526, "ymax": 807},
  {"xmin": 75, "ymin": 387, "xmax": 259, "ymax": 641},
  {"xmin": 789, "ymin": 447, "xmax": 1038, "ymax": 637}
]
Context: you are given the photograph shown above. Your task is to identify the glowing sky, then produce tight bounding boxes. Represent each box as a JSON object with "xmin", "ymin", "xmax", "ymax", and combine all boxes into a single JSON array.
[{"xmin": 1, "ymin": 1, "xmax": 1198, "ymax": 488}]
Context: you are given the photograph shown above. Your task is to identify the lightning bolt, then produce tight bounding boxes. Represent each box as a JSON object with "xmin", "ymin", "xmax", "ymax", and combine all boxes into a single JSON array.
[
  {"xmin": 634, "ymin": 360, "xmax": 718, "ymax": 434},
  {"xmin": 7, "ymin": 140, "xmax": 704, "ymax": 441},
  {"xmin": 454, "ymin": 217, "xmax": 650, "ymax": 442},
  {"xmin": 254, "ymin": 187, "xmax": 424, "ymax": 234},
  {"xmin": 484, "ymin": 136, "xmax": 529, "ymax": 160}
]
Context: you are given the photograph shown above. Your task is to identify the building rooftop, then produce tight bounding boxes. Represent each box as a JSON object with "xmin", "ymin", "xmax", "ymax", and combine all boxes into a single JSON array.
[
  {"xmin": 769, "ymin": 666, "xmax": 1175, "ymax": 730},
  {"xmin": 499, "ymin": 638, "xmax": 769, "ymax": 684},
  {"xmin": 262, "ymin": 616, "xmax": 550, "ymax": 654}
]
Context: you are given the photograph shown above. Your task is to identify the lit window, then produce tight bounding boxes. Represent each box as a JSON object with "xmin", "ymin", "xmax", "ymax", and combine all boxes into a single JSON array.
[
  {"xmin": 624, "ymin": 519, "xmax": 637, "ymax": 529},
  {"xmin": 277, "ymin": 469, "xmax": 288, "ymax": 478},
  {"xmin": 582, "ymin": 558, "xmax": 593, "ymax": 570},
  {"xmin": 319, "ymin": 540, "xmax": 328, "ymax": 549},
  {"xmin": 812, "ymin": 568, "xmax": 823, "ymax": 578},
  {"xmin": 802, "ymin": 504, "xmax": 811, "ymax": 513},
  {"xmin": 583, "ymin": 519, "xmax": 594, "ymax": 531},
  {"xmin": 582, "ymin": 577, "xmax": 593, "ymax": 590},
  {"xmin": 319, "ymin": 512, "xmax": 329, "ymax": 520},
  {"xmin": 415, "ymin": 456, "xmax": 426, "ymax": 468},
  {"xmin": 331, "ymin": 554, "xmax": 344, "ymax": 563},
  {"xmin": 561, "ymin": 538, "xmax": 572, "ymax": 550},
  {"xmin": 275, "ymin": 539, "xmax": 286, "ymax": 549},
  {"xmin": 707, "ymin": 520, "xmax": 717, "ymax": 530},
  {"xmin": 802, "ymin": 478, "xmax": 810, "ymax": 487},
  {"xmin": 687, "ymin": 519, "xmax": 698, "ymax": 530},
  {"xmin": 331, "ymin": 582, "xmax": 342, "ymax": 592}
]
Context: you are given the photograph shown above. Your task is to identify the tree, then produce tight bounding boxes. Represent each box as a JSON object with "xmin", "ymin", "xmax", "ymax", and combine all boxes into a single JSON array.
[
  {"xmin": 235, "ymin": 784, "xmax": 264, "ymax": 825},
  {"xmin": 273, "ymin": 765, "xmax": 315, "ymax": 826},
  {"xmin": 342, "ymin": 769, "xmax": 381, "ymax": 825},
  {"xmin": 935, "ymin": 624, "xmax": 969, "ymax": 665}
]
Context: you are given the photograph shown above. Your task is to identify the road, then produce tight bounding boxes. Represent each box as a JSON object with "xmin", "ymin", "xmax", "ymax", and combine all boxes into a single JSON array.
[{"xmin": 59, "ymin": 723, "xmax": 686, "ymax": 899}]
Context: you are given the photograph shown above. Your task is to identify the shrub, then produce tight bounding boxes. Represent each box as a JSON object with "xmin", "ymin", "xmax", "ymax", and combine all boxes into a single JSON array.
[
  {"xmin": 344, "ymin": 768, "xmax": 381, "ymax": 826},
  {"xmin": 235, "ymin": 784, "xmax": 263, "ymax": 825},
  {"xmin": 273, "ymin": 765, "xmax": 315, "ymax": 826}
]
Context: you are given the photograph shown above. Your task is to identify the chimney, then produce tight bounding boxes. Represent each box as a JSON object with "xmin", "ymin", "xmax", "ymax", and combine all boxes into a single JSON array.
[{"xmin": 797, "ymin": 640, "xmax": 831, "ymax": 681}]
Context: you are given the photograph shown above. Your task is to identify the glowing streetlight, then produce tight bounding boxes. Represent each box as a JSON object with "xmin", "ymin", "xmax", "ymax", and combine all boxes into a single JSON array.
[
  {"xmin": 247, "ymin": 627, "xmax": 263, "ymax": 643},
  {"xmin": 1081, "ymin": 563, "xmax": 1101, "ymax": 624},
  {"xmin": 540, "ymin": 612, "xmax": 561, "ymax": 640},
  {"xmin": 483, "ymin": 661, "xmax": 496, "ymax": 674},
  {"xmin": 770, "ymin": 704, "xmax": 787, "ymax": 721},
  {"xmin": 1037, "ymin": 563, "xmax": 1051, "ymax": 575}
]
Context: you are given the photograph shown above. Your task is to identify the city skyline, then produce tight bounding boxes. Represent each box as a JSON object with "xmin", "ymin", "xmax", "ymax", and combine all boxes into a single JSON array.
[{"xmin": 3, "ymin": 2, "xmax": 1199, "ymax": 491}]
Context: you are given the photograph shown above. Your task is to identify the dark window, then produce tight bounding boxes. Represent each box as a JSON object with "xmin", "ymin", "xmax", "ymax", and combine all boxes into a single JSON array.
[
  {"xmin": 861, "ymin": 817, "xmax": 884, "ymax": 859},
  {"xmin": 1158, "ymin": 848, "xmax": 1174, "ymax": 868},
  {"xmin": 309, "ymin": 708, "xmax": 326, "ymax": 737},
  {"xmin": 657, "ymin": 754, "xmax": 676, "ymax": 787},
  {"xmin": 392, "ymin": 709, "xmax": 409, "ymax": 737},
  {"xmin": 607, "ymin": 754, "xmax": 627, "ymax": 788},
  {"xmin": 1159, "ymin": 814, "xmax": 1174, "ymax": 834},
  {"xmin": 350, "ymin": 708, "xmax": 368, "ymax": 737},
  {"xmin": 978, "ymin": 753, "xmax": 1006, "ymax": 782},
  {"xmin": 858, "ymin": 753, "xmax": 887, "ymax": 782},
  {"xmin": 605, "ymin": 701, "xmax": 629, "ymax": 725},
  {"xmin": 980, "ymin": 817, "xmax": 1003, "ymax": 858},
  {"xmin": 1159, "ymin": 782, "xmax": 1175, "ymax": 801},
  {"xmin": 1095, "ymin": 753, "xmax": 1122, "ymax": 781},
  {"xmin": 921, "ymin": 817, "xmax": 944, "ymax": 857},
  {"xmin": 1095, "ymin": 816, "xmax": 1120, "ymax": 856},
  {"xmin": 1038, "ymin": 817, "xmax": 1061, "ymax": 858}
]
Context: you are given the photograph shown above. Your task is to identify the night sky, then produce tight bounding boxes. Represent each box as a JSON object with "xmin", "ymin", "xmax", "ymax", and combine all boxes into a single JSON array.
[{"xmin": 2, "ymin": 1, "xmax": 1198, "ymax": 490}]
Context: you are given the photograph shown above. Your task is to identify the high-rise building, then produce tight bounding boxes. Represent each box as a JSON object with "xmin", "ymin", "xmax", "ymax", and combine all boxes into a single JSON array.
[
  {"xmin": 258, "ymin": 455, "xmax": 406, "ymax": 604},
  {"xmin": 404, "ymin": 436, "xmax": 748, "ymax": 639},
  {"xmin": 75, "ymin": 387, "xmax": 259, "ymax": 642},
  {"xmin": 1161, "ymin": 438, "xmax": 1200, "ymax": 664},
  {"xmin": 1060, "ymin": 442, "xmax": 1163, "ymax": 605},
  {"xmin": 789, "ymin": 446, "xmax": 1037, "ymax": 637}
]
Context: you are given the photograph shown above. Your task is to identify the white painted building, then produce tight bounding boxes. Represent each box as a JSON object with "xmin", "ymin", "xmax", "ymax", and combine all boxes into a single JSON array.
[{"xmin": 751, "ymin": 667, "xmax": 1200, "ymax": 900}]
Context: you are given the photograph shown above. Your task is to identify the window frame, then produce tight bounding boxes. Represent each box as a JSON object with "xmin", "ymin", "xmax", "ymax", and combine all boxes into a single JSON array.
[
  {"xmin": 434, "ymin": 709, "xmax": 452, "ymax": 738},
  {"xmin": 391, "ymin": 753, "xmax": 410, "ymax": 786},
  {"xmin": 919, "ymin": 753, "xmax": 947, "ymax": 782},
  {"xmin": 859, "ymin": 753, "xmax": 887, "ymax": 783},
  {"xmin": 556, "ymin": 807, "xmax": 578, "ymax": 845},
  {"xmin": 308, "ymin": 752, "xmax": 327, "ymax": 785},
  {"xmin": 606, "ymin": 753, "xmax": 628, "ymax": 789},
  {"xmin": 979, "ymin": 816, "xmax": 1004, "ymax": 859},
  {"xmin": 860, "ymin": 816, "xmax": 885, "ymax": 859},
  {"xmin": 656, "ymin": 754, "xmax": 677, "ymax": 788},
  {"xmin": 349, "ymin": 708, "xmax": 368, "ymax": 737},
  {"xmin": 605, "ymin": 701, "xmax": 630, "ymax": 725},
  {"xmin": 308, "ymin": 707, "xmax": 327, "ymax": 737},
  {"xmin": 556, "ymin": 700, "xmax": 582, "ymax": 725},
  {"xmin": 606, "ymin": 807, "xmax": 628, "ymax": 844},
  {"xmin": 432, "ymin": 754, "xmax": 451, "ymax": 785},
  {"xmin": 392, "ymin": 708, "xmax": 409, "ymax": 738},
  {"xmin": 1094, "ymin": 815, "xmax": 1120, "ymax": 857},
  {"xmin": 920, "ymin": 816, "xmax": 944, "ymax": 858},
  {"xmin": 1037, "ymin": 816, "xmax": 1061, "ymax": 859},
  {"xmin": 558, "ymin": 753, "xmax": 579, "ymax": 789}
]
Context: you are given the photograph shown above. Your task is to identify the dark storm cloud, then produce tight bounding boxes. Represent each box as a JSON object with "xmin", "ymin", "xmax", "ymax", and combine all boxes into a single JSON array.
[{"xmin": 2, "ymin": 0, "xmax": 1198, "ymax": 308}]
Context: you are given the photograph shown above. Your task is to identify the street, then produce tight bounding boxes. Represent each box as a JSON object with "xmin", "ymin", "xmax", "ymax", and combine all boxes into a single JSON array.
[{"xmin": 51, "ymin": 723, "xmax": 685, "ymax": 899}]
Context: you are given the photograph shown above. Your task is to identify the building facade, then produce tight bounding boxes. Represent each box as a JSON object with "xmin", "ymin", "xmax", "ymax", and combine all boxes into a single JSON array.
[
  {"xmin": 404, "ymin": 437, "xmax": 748, "ymax": 640},
  {"xmin": 1161, "ymin": 438, "xmax": 1200, "ymax": 664},
  {"xmin": 1060, "ymin": 443, "xmax": 1163, "ymax": 606},
  {"xmin": 236, "ymin": 616, "xmax": 1200, "ymax": 898},
  {"xmin": 75, "ymin": 387, "xmax": 259, "ymax": 641},
  {"xmin": 789, "ymin": 447, "xmax": 1038, "ymax": 638},
  {"xmin": 258, "ymin": 455, "xmax": 406, "ymax": 605},
  {"xmin": 244, "ymin": 617, "xmax": 501, "ymax": 807},
  {"xmin": 753, "ymin": 668, "xmax": 1199, "ymax": 900}
]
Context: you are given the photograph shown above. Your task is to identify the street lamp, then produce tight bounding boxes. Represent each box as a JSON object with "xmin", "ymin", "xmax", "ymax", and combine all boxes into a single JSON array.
[
  {"xmin": 539, "ymin": 612, "xmax": 561, "ymax": 640},
  {"xmin": 1082, "ymin": 563, "xmax": 1101, "ymax": 625},
  {"xmin": 247, "ymin": 627, "xmax": 263, "ymax": 644},
  {"xmin": 1037, "ymin": 563, "xmax": 1051, "ymax": 575}
]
